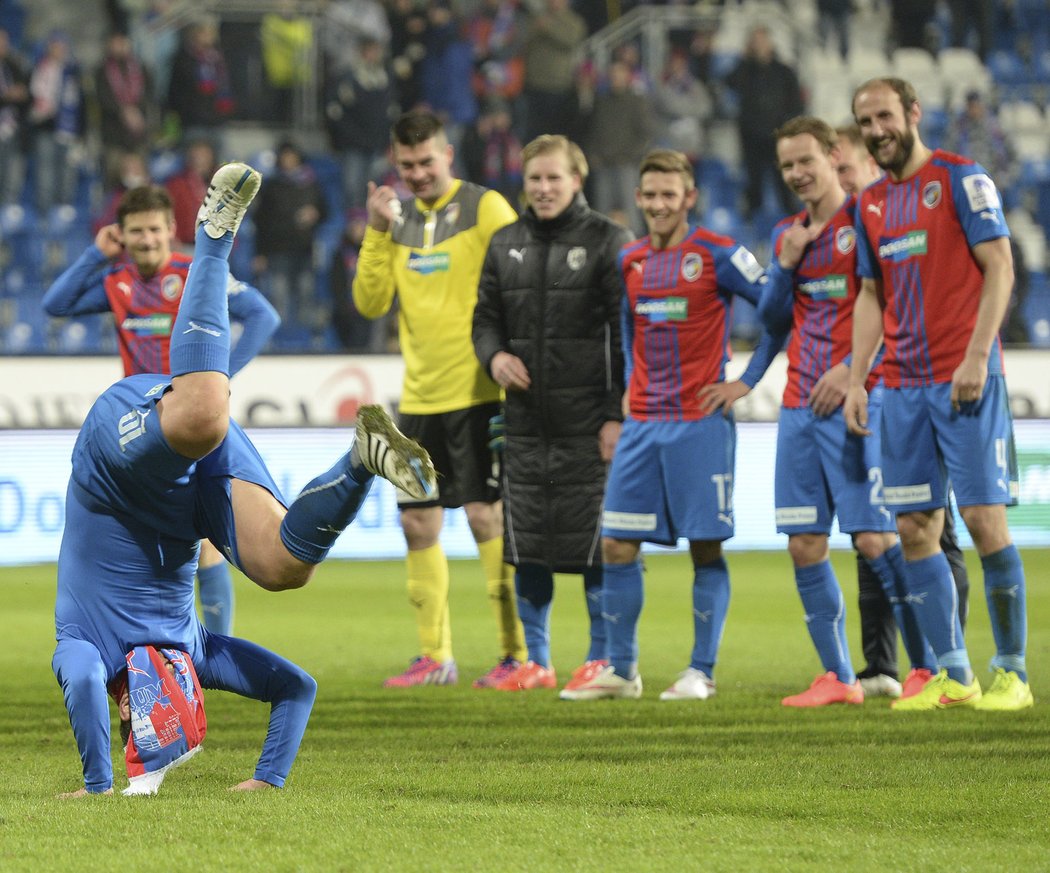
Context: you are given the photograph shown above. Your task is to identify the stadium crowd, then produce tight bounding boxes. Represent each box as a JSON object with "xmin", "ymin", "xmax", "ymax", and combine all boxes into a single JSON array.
[{"xmin": 1, "ymin": 0, "xmax": 1049, "ymax": 353}]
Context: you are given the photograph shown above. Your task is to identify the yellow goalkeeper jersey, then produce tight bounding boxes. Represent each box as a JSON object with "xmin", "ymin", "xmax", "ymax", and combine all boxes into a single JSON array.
[{"xmin": 352, "ymin": 179, "xmax": 517, "ymax": 414}]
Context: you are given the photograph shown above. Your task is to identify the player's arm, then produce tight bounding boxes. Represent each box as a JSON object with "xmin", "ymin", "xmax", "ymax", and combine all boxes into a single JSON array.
[
  {"xmin": 844, "ymin": 277, "xmax": 884, "ymax": 435},
  {"xmin": 951, "ymin": 236, "xmax": 1014, "ymax": 409},
  {"xmin": 226, "ymin": 277, "xmax": 281, "ymax": 376},
  {"xmin": 472, "ymin": 237, "xmax": 529, "ymax": 390},
  {"xmin": 351, "ymin": 183, "xmax": 400, "ymax": 318},
  {"xmin": 41, "ymin": 228, "xmax": 119, "ymax": 316},
  {"xmin": 600, "ymin": 228, "xmax": 633, "ymax": 422},
  {"xmin": 757, "ymin": 222, "xmax": 812, "ymax": 334},
  {"xmin": 618, "ymin": 252, "xmax": 635, "ymax": 412}
]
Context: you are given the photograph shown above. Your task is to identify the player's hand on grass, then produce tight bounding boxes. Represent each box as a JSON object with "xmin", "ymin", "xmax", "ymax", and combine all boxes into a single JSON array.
[
  {"xmin": 95, "ymin": 224, "xmax": 123, "ymax": 259},
  {"xmin": 697, "ymin": 380, "xmax": 749, "ymax": 416},
  {"xmin": 809, "ymin": 362, "xmax": 850, "ymax": 417},
  {"xmin": 844, "ymin": 384, "xmax": 870, "ymax": 436}
]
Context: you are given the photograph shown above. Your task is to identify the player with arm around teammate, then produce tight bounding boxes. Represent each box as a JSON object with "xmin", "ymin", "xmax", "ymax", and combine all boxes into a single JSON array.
[
  {"xmin": 845, "ymin": 77, "xmax": 1032, "ymax": 711},
  {"xmin": 759, "ymin": 115, "xmax": 938, "ymax": 707},
  {"xmin": 42, "ymin": 184, "xmax": 280, "ymax": 638},
  {"xmin": 560, "ymin": 149, "xmax": 783, "ymax": 701},
  {"xmin": 53, "ymin": 163, "xmax": 436, "ymax": 796}
]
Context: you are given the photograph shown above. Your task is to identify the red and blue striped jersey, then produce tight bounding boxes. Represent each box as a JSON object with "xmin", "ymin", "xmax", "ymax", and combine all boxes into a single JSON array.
[
  {"xmin": 766, "ymin": 196, "xmax": 879, "ymax": 407},
  {"xmin": 618, "ymin": 224, "xmax": 774, "ymax": 421},
  {"xmin": 855, "ymin": 149, "xmax": 1009, "ymax": 387}
]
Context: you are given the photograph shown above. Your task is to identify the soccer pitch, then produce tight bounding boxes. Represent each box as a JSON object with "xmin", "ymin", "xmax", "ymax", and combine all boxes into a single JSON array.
[{"xmin": 2, "ymin": 550, "xmax": 1047, "ymax": 872}]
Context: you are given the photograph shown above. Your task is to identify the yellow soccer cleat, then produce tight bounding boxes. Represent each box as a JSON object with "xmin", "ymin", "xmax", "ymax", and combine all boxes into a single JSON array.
[
  {"xmin": 973, "ymin": 668, "xmax": 1034, "ymax": 711},
  {"xmin": 891, "ymin": 668, "xmax": 982, "ymax": 711}
]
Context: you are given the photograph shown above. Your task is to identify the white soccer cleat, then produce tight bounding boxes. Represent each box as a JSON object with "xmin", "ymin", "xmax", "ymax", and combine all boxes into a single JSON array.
[
  {"xmin": 558, "ymin": 664, "xmax": 642, "ymax": 701},
  {"xmin": 659, "ymin": 667, "xmax": 716, "ymax": 701},
  {"xmin": 354, "ymin": 404, "xmax": 436, "ymax": 500},
  {"xmin": 859, "ymin": 673, "xmax": 902, "ymax": 698},
  {"xmin": 196, "ymin": 162, "xmax": 262, "ymax": 240}
]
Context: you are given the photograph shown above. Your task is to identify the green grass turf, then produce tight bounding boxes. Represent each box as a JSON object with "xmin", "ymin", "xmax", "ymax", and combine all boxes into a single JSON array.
[{"xmin": 1, "ymin": 549, "xmax": 1048, "ymax": 872}]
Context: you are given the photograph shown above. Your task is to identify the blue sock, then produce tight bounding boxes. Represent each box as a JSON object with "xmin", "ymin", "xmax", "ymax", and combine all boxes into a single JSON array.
[
  {"xmin": 902, "ymin": 552, "xmax": 971, "ymax": 684},
  {"xmin": 869, "ymin": 544, "xmax": 936, "ymax": 671},
  {"xmin": 690, "ymin": 557, "xmax": 730, "ymax": 677},
  {"xmin": 197, "ymin": 561, "xmax": 234, "ymax": 635},
  {"xmin": 602, "ymin": 561, "xmax": 644, "ymax": 679},
  {"xmin": 794, "ymin": 560, "xmax": 854, "ymax": 684},
  {"xmin": 981, "ymin": 545, "xmax": 1027, "ymax": 681},
  {"xmin": 169, "ymin": 230, "xmax": 233, "ymax": 376},
  {"xmin": 515, "ymin": 564, "xmax": 553, "ymax": 668},
  {"xmin": 279, "ymin": 447, "xmax": 374, "ymax": 563},
  {"xmin": 582, "ymin": 566, "xmax": 606, "ymax": 662}
]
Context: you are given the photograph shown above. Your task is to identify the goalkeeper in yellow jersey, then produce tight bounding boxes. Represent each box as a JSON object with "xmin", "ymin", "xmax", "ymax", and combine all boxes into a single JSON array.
[{"xmin": 353, "ymin": 110, "xmax": 526, "ymax": 687}]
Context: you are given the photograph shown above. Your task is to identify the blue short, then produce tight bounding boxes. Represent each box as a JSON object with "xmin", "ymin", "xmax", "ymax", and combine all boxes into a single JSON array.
[
  {"xmin": 58, "ymin": 374, "xmax": 286, "ymax": 676},
  {"xmin": 880, "ymin": 377, "xmax": 1019, "ymax": 512},
  {"xmin": 602, "ymin": 416, "xmax": 736, "ymax": 544},
  {"xmin": 774, "ymin": 397, "xmax": 895, "ymax": 536}
]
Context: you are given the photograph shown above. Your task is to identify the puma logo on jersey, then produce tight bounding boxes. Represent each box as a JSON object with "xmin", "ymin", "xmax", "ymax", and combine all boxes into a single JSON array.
[
  {"xmin": 867, "ymin": 203, "xmax": 882, "ymax": 216},
  {"xmin": 509, "ymin": 248, "xmax": 525, "ymax": 263}
]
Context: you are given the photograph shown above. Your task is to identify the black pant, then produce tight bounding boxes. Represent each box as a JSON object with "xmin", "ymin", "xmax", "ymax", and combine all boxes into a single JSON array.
[{"xmin": 855, "ymin": 503, "xmax": 970, "ymax": 678}]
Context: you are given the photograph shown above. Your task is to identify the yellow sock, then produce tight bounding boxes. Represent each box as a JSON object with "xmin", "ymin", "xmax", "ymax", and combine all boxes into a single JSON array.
[
  {"xmin": 477, "ymin": 536, "xmax": 526, "ymax": 662},
  {"xmin": 406, "ymin": 543, "xmax": 452, "ymax": 662}
]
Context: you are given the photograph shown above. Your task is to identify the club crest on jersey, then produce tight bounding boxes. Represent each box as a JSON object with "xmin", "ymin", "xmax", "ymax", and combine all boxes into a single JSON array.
[
  {"xmin": 681, "ymin": 252, "xmax": 703, "ymax": 281},
  {"xmin": 836, "ymin": 227, "xmax": 856, "ymax": 254},
  {"xmin": 922, "ymin": 181, "xmax": 942, "ymax": 209},
  {"xmin": 567, "ymin": 247, "xmax": 586, "ymax": 270},
  {"xmin": 444, "ymin": 202, "xmax": 460, "ymax": 225},
  {"xmin": 161, "ymin": 274, "xmax": 182, "ymax": 301}
]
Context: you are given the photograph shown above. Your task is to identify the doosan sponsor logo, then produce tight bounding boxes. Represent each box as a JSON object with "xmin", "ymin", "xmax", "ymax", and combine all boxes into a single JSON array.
[
  {"xmin": 798, "ymin": 275, "xmax": 848, "ymax": 299},
  {"xmin": 878, "ymin": 231, "xmax": 927, "ymax": 261},
  {"xmin": 406, "ymin": 252, "xmax": 450, "ymax": 274},
  {"xmin": 122, "ymin": 315, "xmax": 172, "ymax": 335},
  {"xmin": 636, "ymin": 297, "xmax": 688, "ymax": 320}
]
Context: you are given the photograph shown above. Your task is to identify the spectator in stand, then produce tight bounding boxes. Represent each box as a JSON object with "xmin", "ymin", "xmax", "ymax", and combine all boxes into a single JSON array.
[
  {"xmin": 165, "ymin": 138, "xmax": 217, "ymax": 250},
  {"xmin": 947, "ymin": 0, "xmax": 991, "ymax": 60},
  {"xmin": 944, "ymin": 90, "xmax": 1017, "ymax": 194},
  {"xmin": 726, "ymin": 25, "xmax": 804, "ymax": 220},
  {"xmin": 387, "ymin": 0, "xmax": 427, "ymax": 112},
  {"xmin": 817, "ymin": 0, "xmax": 852, "ymax": 60},
  {"xmin": 166, "ymin": 19, "xmax": 234, "ymax": 154},
  {"xmin": 130, "ymin": 0, "xmax": 179, "ymax": 105},
  {"xmin": 582, "ymin": 59, "xmax": 654, "ymax": 232},
  {"xmin": 92, "ymin": 149, "xmax": 150, "ymax": 233},
  {"xmin": 251, "ymin": 140, "xmax": 328, "ymax": 329},
  {"xmin": 419, "ymin": 0, "xmax": 478, "ymax": 160},
  {"xmin": 654, "ymin": 47, "xmax": 713, "ymax": 172},
  {"xmin": 466, "ymin": 0, "xmax": 526, "ymax": 120},
  {"xmin": 522, "ymin": 0, "xmax": 586, "ymax": 142},
  {"xmin": 95, "ymin": 31, "xmax": 154, "ymax": 189},
  {"xmin": 28, "ymin": 30, "xmax": 84, "ymax": 215},
  {"xmin": 889, "ymin": 0, "xmax": 937, "ymax": 52},
  {"xmin": 460, "ymin": 96, "xmax": 523, "ymax": 205},
  {"xmin": 0, "ymin": 26, "xmax": 29, "ymax": 205},
  {"xmin": 321, "ymin": 0, "xmax": 390, "ymax": 76},
  {"xmin": 330, "ymin": 208, "xmax": 391, "ymax": 352},
  {"xmin": 325, "ymin": 36, "xmax": 393, "ymax": 211},
  {"xmin": 260, "ymin": 0, "xmax": 313, "ymax": 126}
]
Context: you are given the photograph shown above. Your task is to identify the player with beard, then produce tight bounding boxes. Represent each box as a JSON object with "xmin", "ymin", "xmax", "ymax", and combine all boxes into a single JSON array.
[
  {"xmin": 835, "ymin": 123, "xmax": 972, "ymax": 700},
  {"xmin": 845, "ymin": 77, "xmax": 1032, "ymax": 711}
]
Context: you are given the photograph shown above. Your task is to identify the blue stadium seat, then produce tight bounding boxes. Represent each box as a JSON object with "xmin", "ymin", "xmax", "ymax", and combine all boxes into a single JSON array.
[
  {"xmin": 1022, "ymin": 272, "xmax": 1050, "ymax": 347},
  {"xmin": 149, "ymin": 149, "xmax": 182, "ymax": 183}
]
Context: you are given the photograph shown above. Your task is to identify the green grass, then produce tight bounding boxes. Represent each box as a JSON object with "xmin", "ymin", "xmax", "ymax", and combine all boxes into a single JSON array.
[{"xmin": 1, "ymin": 550, "xmax": 1048, "ymax": 872}]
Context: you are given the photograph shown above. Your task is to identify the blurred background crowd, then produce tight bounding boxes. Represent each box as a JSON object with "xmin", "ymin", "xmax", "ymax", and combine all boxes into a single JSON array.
[{"xmin": 0, "ymin": 0, "xmax": 1048, "ymax": 355}]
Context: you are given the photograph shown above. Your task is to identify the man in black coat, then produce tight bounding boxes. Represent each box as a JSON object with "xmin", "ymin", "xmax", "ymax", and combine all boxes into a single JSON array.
[{"xmin": 473, "ymin": 134, "xmax": 632, "ymax": 692}]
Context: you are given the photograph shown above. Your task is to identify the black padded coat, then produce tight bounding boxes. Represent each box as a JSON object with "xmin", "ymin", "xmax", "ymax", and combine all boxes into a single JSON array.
[{"xmin": 473, "ymin": 195, "xmax": 632, "ymax": 571}]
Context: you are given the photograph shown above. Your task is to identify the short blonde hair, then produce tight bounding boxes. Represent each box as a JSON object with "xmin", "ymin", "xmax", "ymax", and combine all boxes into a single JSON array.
[{"xmin": 521, "ymin": 135, "xmax": 589, "ymax": 183}]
